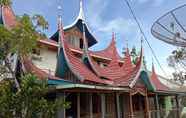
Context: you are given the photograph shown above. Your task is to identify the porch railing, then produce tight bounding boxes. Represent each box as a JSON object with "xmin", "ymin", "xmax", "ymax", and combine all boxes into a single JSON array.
[
  {"xmin": 68, "ymin": 109, "xmax": 181, "ymax": 118},
  {"xmin": 121, "ymin": 109, "xmax": 181, "ymax": 118}
]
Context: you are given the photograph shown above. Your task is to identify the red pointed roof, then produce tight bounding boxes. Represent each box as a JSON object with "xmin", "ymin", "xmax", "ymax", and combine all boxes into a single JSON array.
[
  {"xmin": 114, "ymin": 47, "xmax": 144, "ymax": 87},
  {"xmin": 83, "ymin": 33, "xmax": 127, "ymax": 80},
  {"xmin": 23, "ymin": 57, "xmax": 61, "ymax": 80},
  {"xmin": 2, "ymin": 6, "xmax": 17, "ymax": 28},
  {"xmin": 58, "ymin": 17, "xmax": 112, "ymax": 84},
  {"xmin": 122, "ymin": 48, "xmax": 133, "ymax": 73},
  {"xmin": 98, "ymin": 34, "xmax": 126, "ymax": 79},
  {"xmin": 150, "ymin": 64, "xmax": 169, "ymax": 91},
  {"xmin": 90, "ymin": 33, "xmax": 122, "ymax": 61}
]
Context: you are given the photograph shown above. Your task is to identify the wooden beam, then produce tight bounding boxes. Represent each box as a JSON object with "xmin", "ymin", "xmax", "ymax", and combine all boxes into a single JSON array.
[
  {"xmin": 101, "ymin": 94, "xmax": 105, "ymax": 118},
  {"xmin": 129, "ymin": 93, "xmax": 133, "ymax": 118},
  {"xmin": 77, "ymin": 93, "xmax": 80, "ymax": 118},
  {"xmin": 90, "ymin": 93, "xmax": 93, "ymax": 118},
  {"xmin": 155, "ymin": 94, "xmax": 160, "ymax": 118},
  {"xmin": 116, "ymin": 93, "xmax": 121, "ymax": 118}
]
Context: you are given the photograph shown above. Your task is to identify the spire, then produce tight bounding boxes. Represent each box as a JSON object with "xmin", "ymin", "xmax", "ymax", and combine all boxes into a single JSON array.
[
  {"xmin": 109, "ymin": 32, "xmax": 117, "ymax": 53},
  {"xmin": 112, "ymin": 32, "xmax": 116, "ymax": 44},
  {"xmin": 57, "ymin": 5, "xmax": 65, "ymax": 52},
  {"xmin": 57, "ymin": 5, "xmax": 62, "ymax": 54},
  {"xmin": 152, "ymin": 62, "xmax": 156, "ymax": 75},
  {"xmin": 122, "ymin": 46, "xmax": 133, "ymax": 72},
  {"xmin": 78, "ymin": 0, "xmax": 85, "ymax": 21},
  {"xmin": 111, "ymin": 32, "xmax": 117, "ymax": 59}
]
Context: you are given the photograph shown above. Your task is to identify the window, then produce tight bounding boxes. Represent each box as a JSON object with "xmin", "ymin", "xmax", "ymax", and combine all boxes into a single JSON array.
[
  {"xmin": 80, "ymin": 38, "xmax": 83, "ymax": 49},
  {"xmin": 68, "ymin": 35, "xmax": 80, "ymax": 48}
]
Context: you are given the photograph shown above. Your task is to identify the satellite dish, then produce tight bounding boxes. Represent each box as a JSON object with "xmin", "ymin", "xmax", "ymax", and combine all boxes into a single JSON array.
[{"xmin": 151, "ymin": 4, "xmax": 186, "ymax": 47}]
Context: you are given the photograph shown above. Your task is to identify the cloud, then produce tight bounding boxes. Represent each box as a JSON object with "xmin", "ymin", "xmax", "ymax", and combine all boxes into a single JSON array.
[
  {"xmin": 86, "ymin": 0, "xmax": 138, "ymax": 37},
  {"xmin": 85, "ymin": 0, "xmax": 140, "ymax": 52},
  {"xmin": 97, "ymin": 18, "xmax": 136, "ymax": 35},
  {"xmin": 130, "ymin": 0, "xmax": 165, "ymax": 6}
]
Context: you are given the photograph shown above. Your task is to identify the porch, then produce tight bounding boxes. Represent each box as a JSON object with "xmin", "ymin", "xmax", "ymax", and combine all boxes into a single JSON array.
[{"xmin": 57, "ymin": 91, "xmax": 181, "ymax": 118}]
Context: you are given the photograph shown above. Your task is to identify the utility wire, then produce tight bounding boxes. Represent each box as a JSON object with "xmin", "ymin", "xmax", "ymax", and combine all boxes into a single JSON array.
[{"xmin": 123, "ymin": 0, "xmax": 168, "ymax": 77}]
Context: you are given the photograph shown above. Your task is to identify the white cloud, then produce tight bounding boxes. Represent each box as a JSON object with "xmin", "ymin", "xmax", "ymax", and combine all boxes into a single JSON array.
[
  {"xmin": 131, "ymin": 0, "xmax": 165, "ymax": 6},
  {"xmin": 86, "ymin": 0, "xmax": 138, "ymax": 37},
  {"xmin": 97, "ymin": 18, "xmax": 137, "ymax": 35}
]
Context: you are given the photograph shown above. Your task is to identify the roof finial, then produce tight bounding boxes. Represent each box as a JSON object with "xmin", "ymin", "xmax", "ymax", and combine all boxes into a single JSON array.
[
  {"xmin": 79, "ymin": 0, "xmax": 85, "ymax": 21},
  {"xmin": 112, "ymin": 31, "xmax": 115, "ymax": 39},
  {"xmin": 126, "ymin": 39, "xmax": 128, "ymax": 49},
  {"xmin": 57, "ymin": 5, "xmax": 62, "ymax": 29},
  {"xmin": 111, "ymin": 31, "xmax": 116, "ymax": 44},
  {"xmin": 57, "ymin": 5, "xmax": 62, "ymax": 52}
]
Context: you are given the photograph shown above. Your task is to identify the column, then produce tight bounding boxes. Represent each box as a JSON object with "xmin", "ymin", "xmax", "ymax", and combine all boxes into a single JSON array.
[
  {"xmin": 101, "ymin": 94, "xmax": 106, "ymax": 118},
  {"xmin": 90, "ymin": 93, "xmax": 93, "ymax": 118},
  {"xmin": 155, "ymin": 94, "xmax": 160, "ymax": 118},
  {"xmin": 129, "ymin": 93, "xmax": 133, "ymax": 118},
  {"xmin": 145, "ymin": 92, "xmax": 150, "ymax": 118},
  {"xmin": 116, "ymin": 93, "xmax": 121, "ymax": 118},
  {"xmin": 57, "ymin": 92, "xmax": 66, "ymax": 118},
  {"xmin": 176, "ymin": 95, "xmax": 180, "ymax": 118},
  {"xmin": 77, "ymin": 93, "xmax": 80, "ymax": 118}
]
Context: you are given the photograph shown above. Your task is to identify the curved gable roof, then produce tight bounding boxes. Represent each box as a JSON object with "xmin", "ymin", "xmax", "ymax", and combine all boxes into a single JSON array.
[
  {"xmin": 150, "ymin": 64, "xmax": 169, "ymax": 91},
  {"xmin": 1, "ymin": 6, "xmax": 17, "ymax": 28}
]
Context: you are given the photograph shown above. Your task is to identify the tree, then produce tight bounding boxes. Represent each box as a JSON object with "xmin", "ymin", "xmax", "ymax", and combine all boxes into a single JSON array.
[
  {"xmin": 0, "ymin": 14, "xmax": 49, "ymax": 89},
  {"xmin": 130, "ymin": 46, "xmax": 138, "ymax": 65},
  {"xmin": 0, "ymin": 0, "xmax": 11, "ymax": 6},
  {"xmin": 0, "ymin": 74, "xmax": 70, "ymax": 118},
  {"xmin": 167, "ymin": 47, "xmax": 186, "ymax": 84},
  {"xmin": 0, "ymin": 1, "xmax": 70, "ymax": 117}
]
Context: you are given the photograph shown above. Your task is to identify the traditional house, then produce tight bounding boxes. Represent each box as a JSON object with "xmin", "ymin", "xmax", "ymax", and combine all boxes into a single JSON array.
[{"xmin": 0, "ymin": 1, "xmax": 184, "ymax": 118}]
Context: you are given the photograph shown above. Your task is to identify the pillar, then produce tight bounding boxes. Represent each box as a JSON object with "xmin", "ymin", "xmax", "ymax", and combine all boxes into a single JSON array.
[
  {"xmin": 57, "ymin": 92, "xmax": 66, "ymax": 118},
  {"xmin": 155, "ymin": 94, "xmax": 160, "ymax": 118},
  {"xmin": 145, "ymin": 92, "xmax": 150, "ymax": 118},
  {"xmin": 176, "ymin": 95, "xmax": 180, "ymax": 118},
  {"xmin": 129, "ymin": 93, "xmax": 133, "ymax": 118},
  {"xmin": 116, "ymin": 93, "xmax": 121, "ymax": 118},
  {"xmin": 101, "ymin": 94, "xmax": 105, "ymax": 118},
  {"xmin": 77, "ymin": 93, "xmax": 80, "ymax": 118},
  {"xmin": 90, "ymin": 93, "xmax": 93, "ymax": 118}
]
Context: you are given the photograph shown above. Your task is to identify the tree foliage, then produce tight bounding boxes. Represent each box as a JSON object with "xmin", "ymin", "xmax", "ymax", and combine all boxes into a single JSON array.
[
  {"xmin": 0, "ymin": 0, "xmax": 11, "ymax": 6},
  {"xmin": 0, "ymin": 74, "xmax": 70, "ymax": 118},
  {"xmin": 122, "ymin": 46, "xmax": 147, "ymax": 67},
  {"xmin": 0, "ymin": 25, "xmax": 12, "ymax": 60},
  {"xmin": 167, "ymin": 47, "xmax": 186, "ymax": 84},
  {"xmin": 0, "ymin": 13, "xmax": 49, "ymax": 88},
  {"xmin": 130, "ymin": 46, "xmax": 138, "ymax": 65},
  {"xmin": 32, "ymin": 14, "xmax": 49, "ymax": 30},
  {"xmin": 0, "ymin": 2, "xmax": 69, "ymax": 117}
]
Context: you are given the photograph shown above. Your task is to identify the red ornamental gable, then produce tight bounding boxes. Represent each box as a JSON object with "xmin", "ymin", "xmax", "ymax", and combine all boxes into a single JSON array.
[
  {"xmin": 58, "ymin": 19, "xmax": 111, "ymax": 84},
  {"xmin": 114, "ymin": 47, "xmax": 143, "ymax": 87},
  {"xmin": 151, "ymin": 64, "xmax": 169, "ymax": 91},
  {"xmin": 2, "ymin": 6, "xmax": 17, "ymax": 28},
  {"xmin": 122, "ymin": 48, "xmax": 133, "ymax": 73},
  {"xmin": 91, "ymin": 33, "xmax": 122, "ymax": 61}
]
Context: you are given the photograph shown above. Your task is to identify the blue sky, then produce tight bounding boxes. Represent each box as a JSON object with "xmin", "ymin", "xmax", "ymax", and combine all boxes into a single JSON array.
[{"xmin": 12, "ymin": 0, "xmax": 186, "ymax": 77}]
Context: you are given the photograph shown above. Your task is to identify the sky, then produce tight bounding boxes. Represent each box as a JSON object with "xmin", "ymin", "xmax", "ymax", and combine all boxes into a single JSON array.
[{"xmin": 12, "ymin": 0, "xmax": 186, "ymax": 78}]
